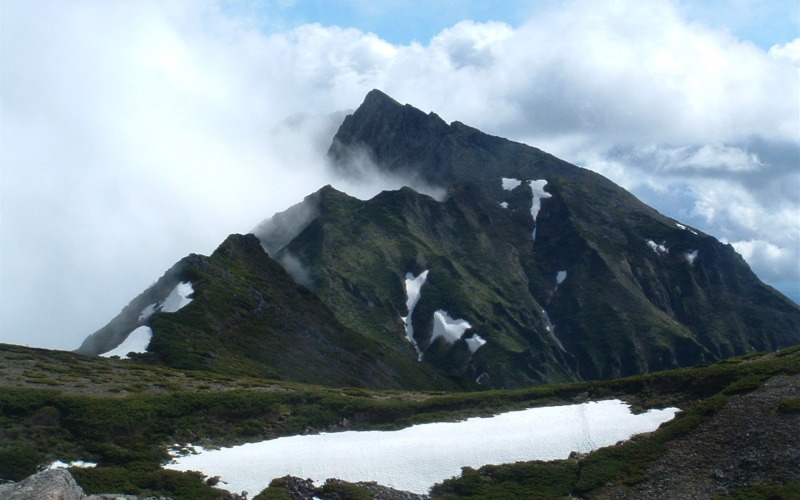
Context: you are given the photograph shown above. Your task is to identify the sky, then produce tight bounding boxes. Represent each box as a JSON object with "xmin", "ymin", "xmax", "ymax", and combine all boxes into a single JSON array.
[{"xmin": 1, "ymin": 0, "xmax": 798, "ymax": 350}]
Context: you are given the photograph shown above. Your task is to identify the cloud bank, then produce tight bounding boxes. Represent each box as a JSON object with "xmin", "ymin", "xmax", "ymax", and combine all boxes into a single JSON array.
[{"xmin": 1, "ymin": 0, "xmax": 798, "ymax": 349}]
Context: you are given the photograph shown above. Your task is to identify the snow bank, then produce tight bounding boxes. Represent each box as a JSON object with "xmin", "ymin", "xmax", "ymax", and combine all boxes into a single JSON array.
[
  {"xmin": 402, "ymin": 270, "xmax": 429, "ymax": 359},
  {"xmin": 99, "ymin": 326, "xmax": 153, "ymax": 359},
  {"xmin": 431, "ymin": 310, "xmax": 472, "ymax": 344},
  {"xmin": 556, "ymin": 270, "xmax": 567, "ymax": 285},
  {"xmin": 684, "ymin": 250, "xmax": 699, "ymax": 265},
  {"xmin": 165, "ymin": 399, "xmax": 678, "ymax": 495}
]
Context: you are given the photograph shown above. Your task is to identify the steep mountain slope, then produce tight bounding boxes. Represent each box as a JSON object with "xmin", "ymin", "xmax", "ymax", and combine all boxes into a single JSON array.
[
  {"xmin": 253, "ymin": 89, "xmax": 800, "ymax": 387},
  {"xmin": 77, "ymin": 233, "xmax": 457, "ymax": 390},
  {"xmin": 81, "ymin": 89, "xmax": 799, "ymax": 389},
  {"xmin": 258, "ymin": 184, "xmax": 581, "ymax": 387}
]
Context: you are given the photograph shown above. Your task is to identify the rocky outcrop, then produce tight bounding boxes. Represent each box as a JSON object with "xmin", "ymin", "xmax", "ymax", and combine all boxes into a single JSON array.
[
  {"xmin": 0, "ymin": 469, "xmax": 173, "ymax": 500},
  {"xmin": 0, "ymin": 468, "xmax": 87, "ymax": 500},
  {"xmin": 256, "ymin": 476, "xmax": 430, "ymax": 500}
]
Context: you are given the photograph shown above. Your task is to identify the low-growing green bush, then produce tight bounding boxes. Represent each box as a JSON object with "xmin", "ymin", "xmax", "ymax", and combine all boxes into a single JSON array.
[
  {"xmin": 777, "ymin": 397, "xmax": 800, "ymax": 414},
  {"xmin": 70, "ymin": 464, "xmax": 223, "ymax": 499},
  {"xmin": 0, "ymin": 445, "xmax": 44, "ymax": 481}
]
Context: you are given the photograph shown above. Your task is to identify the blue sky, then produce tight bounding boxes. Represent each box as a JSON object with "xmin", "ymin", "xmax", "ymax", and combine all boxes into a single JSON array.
[
  {"xmin": 2, "ymin": 0, "xmax": 798, "ymax": 349},
  {"xmin": 246, "ymin": 0, "xmax": 798, "ymax": 49}
]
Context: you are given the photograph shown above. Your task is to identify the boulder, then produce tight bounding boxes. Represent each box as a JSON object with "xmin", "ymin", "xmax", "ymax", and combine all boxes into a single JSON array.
[{"xmin": 0, "ymin": 468, "xmax": 87, "ymax": 500}]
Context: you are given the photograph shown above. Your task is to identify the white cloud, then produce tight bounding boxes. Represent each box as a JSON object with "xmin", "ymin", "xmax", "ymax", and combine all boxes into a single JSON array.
[
  {"xmin": 1, "ymin": 0, "xmax": 798, "ymax": 350},
  {"xmin": 731, "ymin": 240, "xmax": 800, "ymax": 281},
  {"xmin": 769, "ymin": 38, "xmax": 800, "ymax": 65}
]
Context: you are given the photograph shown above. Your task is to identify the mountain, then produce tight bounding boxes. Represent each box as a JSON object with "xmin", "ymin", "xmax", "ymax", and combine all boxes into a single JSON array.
[
  {"xmin": 76, "ymin": 233, "xmax": 457, "ymax": 390},
  {"xmin": 258, "ymin": 90, "xmax": 800, "ymax": 386},
  {"xmin": 81, "ymin": 89, "xmax": 800, "ymax": 389}
]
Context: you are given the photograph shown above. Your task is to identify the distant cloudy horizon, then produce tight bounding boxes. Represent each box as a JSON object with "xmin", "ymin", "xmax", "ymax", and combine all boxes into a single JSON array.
[{"xmin": 2, "ymin": 0, "xmax": 798, "ymax": 350}]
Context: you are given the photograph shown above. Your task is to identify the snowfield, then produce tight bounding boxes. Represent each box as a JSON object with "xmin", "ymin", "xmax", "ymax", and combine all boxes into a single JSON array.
[{"xmin": 165, "ymin": 399, "xmax": 679, "ymax": 495}]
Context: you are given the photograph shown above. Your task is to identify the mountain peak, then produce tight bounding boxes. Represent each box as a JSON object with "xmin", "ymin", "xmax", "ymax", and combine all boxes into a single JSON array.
[
  {"xmin": 328, "ymin": 91, "xmax": 451, "ymax": 181},
  {"xmin": 328, "ymin": 90, "xmax": 576, "ymax": 190},
  {"xmin": 361, "ymin": 88, "xmax": 402, "ymax": 109}
]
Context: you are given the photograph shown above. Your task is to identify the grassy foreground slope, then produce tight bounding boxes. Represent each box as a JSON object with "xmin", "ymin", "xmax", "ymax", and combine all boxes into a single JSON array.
[{"xmin": 1, "ymin": 343, "xmax": 798, "ymax": 498}]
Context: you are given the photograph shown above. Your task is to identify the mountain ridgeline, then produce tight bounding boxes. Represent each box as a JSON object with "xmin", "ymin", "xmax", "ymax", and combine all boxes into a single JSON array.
[{"xmin": 80, "ymin": 90, "xmax": 800, "ymax": 389}]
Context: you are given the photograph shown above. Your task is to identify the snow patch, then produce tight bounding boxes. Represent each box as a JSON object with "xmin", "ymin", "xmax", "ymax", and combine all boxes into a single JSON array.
[
  {"xmin": 161, "ymin": 282, "xmax": 194, "ymax": 313},
  {"xmin": 500, "ymin": 178, "xmax": 551, "ymax": 231},
  {"xmin": 529, "ymin": 179, "xmax": 551, "ymax": 221},
  {"xmin": 499, "ymin": 201, "xmax": 509, "ymax": 209},
  {"xmin": 402, "ymin": 270, "xmax": 428, "ymax": 360},
  {"xmin": 136, "ymin": 282, "xmax": 194, "ymax": 324},
  {"xmin": 556, "ymin": 270, "xmax": 567, "ymax": 285},
  {"xmin": 684, "ymin": 250, "xmax": 699, "ymax": 265},
  {"xmin": 47, "ymin": 460, "xmax": 97, "ymax": 469},
  {"xmin": 676, "ymin": 223, "xmax": 698, "ymax": 235},
  {"xmin": 100, "ymin": 326, "xmax": 153, "ymax": 359},
  {"xmin": 138, "ymin": 303, "xmax": 157, "ymax": 321},
  {"xmin": 431, "ymin": 310, "xmax": 472, "ymax": 344},
  {"xmin": 646, "ymin": 240, "xmax": 669, "ymax": 255},
  {"xmin": 465, "ymin": 334, "xmax": 487, "ymax": 353},
  {"xmin": 542, "ymin": 309, "xmax": 565, "ymax": 352},
  {"xmin": 501, "ymin": 178, "xmax": 522, "ymax": 190},
  {"xmin": 165, "ymin": 400, "xmax": 679, "ymax": 495}
]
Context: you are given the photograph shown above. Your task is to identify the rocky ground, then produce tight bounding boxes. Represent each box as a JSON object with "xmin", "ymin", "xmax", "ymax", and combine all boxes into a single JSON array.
[
  {"xmin": 592, "ymin": 373, "xmax": 800, "ymax": 499},
  {"xmin": 269, "ymin": 476, "xmax": 429, "ymax": 500}
]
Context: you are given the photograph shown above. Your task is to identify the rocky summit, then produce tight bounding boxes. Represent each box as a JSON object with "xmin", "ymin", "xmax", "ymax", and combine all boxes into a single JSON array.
[{"xmin": 81, "ymin": 90, "xmax": 800, "ymax": 389}]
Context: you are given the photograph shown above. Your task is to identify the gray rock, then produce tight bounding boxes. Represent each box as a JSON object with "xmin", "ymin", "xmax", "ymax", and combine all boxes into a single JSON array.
[
  {"xmin": 0, "ymin": 468, "xmax": 87, "ymax": 500},
  {"xmin": 86, "ymin": 495, "xmax": 140, "ymax": 500}
]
